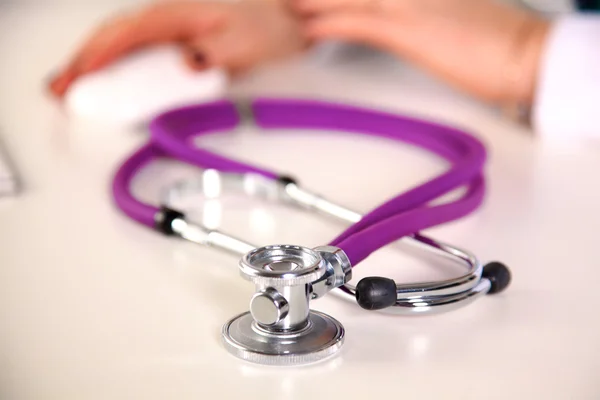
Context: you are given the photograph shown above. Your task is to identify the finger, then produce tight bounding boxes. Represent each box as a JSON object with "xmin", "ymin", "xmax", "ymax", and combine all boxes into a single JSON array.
[
  {"xmin": 76, "ymin": 3, "xmax": 225, "ymax": 72},
  {"xmin": 179, "ymin": 20, "xmax": 268, "ymax": 76},
  {"xmin": 49, "ymin": 14, "xmax": 143, "ymax": 97},
  {"xmin": 180, "ymin": 34, "xmax": 253, "ymax": 75},
  {"xmin": 48, "ymin": 66, "xmax": 78, "ymax": 97},
  {"xmin": 49, "ymin": 2, "xmax": 226, "ymax": 97},
  {"xmin": 183, "ymin": 33, "xmax": 244, "ymax": 73}
]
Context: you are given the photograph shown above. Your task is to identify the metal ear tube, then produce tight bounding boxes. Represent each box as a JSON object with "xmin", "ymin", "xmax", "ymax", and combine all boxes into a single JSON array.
[{"xmin": 221, "ymin": 245, "xmax": 352, "ymax": 365}]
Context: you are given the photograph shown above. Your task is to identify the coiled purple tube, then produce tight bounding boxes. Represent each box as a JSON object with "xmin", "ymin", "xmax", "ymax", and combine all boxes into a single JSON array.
[{"xmin": 112, "ymin": 98, "xmax": 486, "ymax": 266}]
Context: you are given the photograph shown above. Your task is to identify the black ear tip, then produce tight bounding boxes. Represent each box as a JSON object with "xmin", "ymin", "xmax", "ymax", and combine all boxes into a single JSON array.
[
  {"xmin": 276, "ymin": 175, "xmax": 298, "ymax": 186},
  {"xmin": 482, "ymin": 261, "xmax": 511, "ymax": 294},
  {"xmin": 355, "ymin": 277, "xmax": 397, "ymax": 310}
]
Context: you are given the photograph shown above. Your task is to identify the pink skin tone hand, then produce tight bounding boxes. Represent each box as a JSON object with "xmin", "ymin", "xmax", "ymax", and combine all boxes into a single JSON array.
[
  {"xmin": 49, "ymin": 0, "xmax": 550, "ymax": 107},
  {"xmin": 48, "ymin": 0, "xmax": 307, "ymax": 97},
  {"xmin": 292, "ymin": 0, "xmax": 551, "ymax": 104}
]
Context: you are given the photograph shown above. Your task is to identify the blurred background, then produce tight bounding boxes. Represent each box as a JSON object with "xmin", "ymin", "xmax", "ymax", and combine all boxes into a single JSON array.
[{"xmin": 1, "ymin": 1, "xmax": 600, "ymax": 400}]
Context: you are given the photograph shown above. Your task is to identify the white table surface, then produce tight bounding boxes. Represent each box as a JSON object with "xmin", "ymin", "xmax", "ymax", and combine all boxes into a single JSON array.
[{"xmin": 1, "ymin": 2, "xmax": 599, "ymax": 399}]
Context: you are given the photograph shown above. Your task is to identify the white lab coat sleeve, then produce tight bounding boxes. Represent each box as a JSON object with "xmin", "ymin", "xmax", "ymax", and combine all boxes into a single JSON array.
[{"xmin": 532, "ymin": 14, "xmax": 600, "ymax": 139}]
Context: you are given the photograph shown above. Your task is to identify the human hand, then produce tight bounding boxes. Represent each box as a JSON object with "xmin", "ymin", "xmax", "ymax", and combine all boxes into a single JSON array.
[
  {"xmin": 291, "ymin": 0, "xmax": 551, "ymax": 105},
  {"xmin": 48, "ymin": 0, "xmax": 306, "ymax": 97}
]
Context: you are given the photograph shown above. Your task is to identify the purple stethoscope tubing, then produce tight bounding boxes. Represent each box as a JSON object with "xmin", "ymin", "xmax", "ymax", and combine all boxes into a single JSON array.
[
  {"xmin": 113, "ymin": 99, "xmax": 486, "ymax": 265},
  {"xmin": 142, "ymin": 98, "xmax": 486, "ymax": 266},
  {"xmin": 112, "ymin": 97, "xmax": 512, "ymax": 313},
  {"xmin": 114, "ymin": 98, "xmax": 485, "ymax": 264}
]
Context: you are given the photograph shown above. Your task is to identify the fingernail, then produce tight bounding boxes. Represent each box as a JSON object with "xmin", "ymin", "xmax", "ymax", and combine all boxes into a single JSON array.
[{"xmin": 192, "ymin": 52, "xmax": 207, "ymax": 68}]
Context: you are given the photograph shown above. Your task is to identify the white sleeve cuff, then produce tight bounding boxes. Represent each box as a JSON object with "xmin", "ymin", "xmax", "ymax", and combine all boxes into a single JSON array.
[{"xmin": 532, "ymin": 14, "xmax": 600, "ymax": 140}]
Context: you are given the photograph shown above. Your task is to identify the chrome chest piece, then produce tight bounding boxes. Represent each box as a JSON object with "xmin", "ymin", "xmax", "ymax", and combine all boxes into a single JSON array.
[{"xmin": 222, "ymin": 245, "xmax": 352, "ymax": 366}]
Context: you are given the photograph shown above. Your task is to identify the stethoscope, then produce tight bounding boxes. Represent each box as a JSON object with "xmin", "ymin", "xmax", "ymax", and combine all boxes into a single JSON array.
[{"xmin": 112, "ymin": 98, "xmax": 511, "ymax": 365}]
